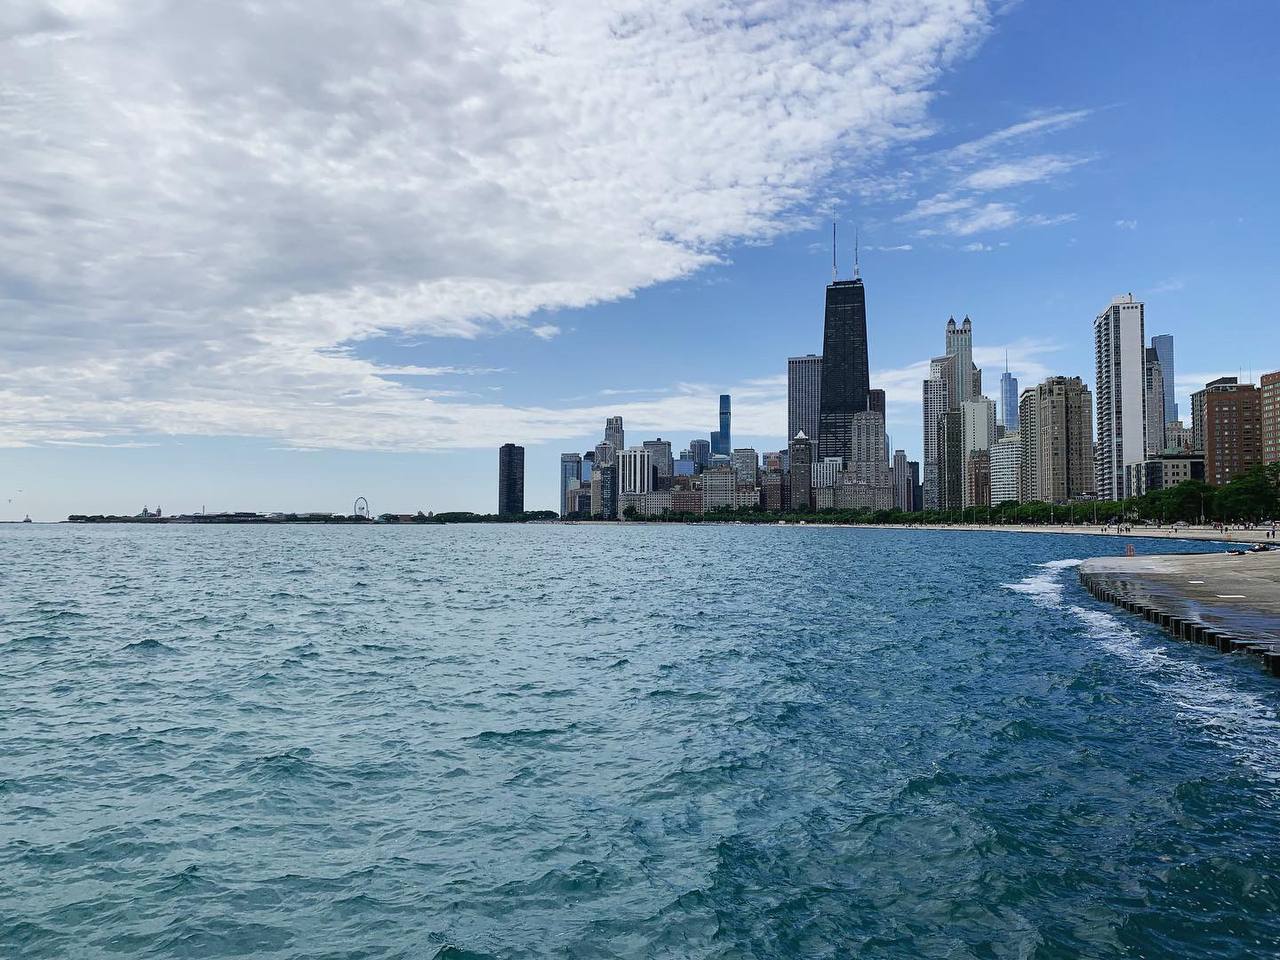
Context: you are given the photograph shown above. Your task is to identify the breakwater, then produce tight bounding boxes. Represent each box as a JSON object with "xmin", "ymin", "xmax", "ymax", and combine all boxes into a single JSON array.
[{"xmin": 1079, "ymin": 551, "xmax": 1280, "ymax": 675}]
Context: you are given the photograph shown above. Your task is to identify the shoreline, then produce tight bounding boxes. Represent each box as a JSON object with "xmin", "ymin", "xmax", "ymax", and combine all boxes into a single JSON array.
[{"xmin": 9, "ymin": 518, "xmax": 1272, "ymax": 545}]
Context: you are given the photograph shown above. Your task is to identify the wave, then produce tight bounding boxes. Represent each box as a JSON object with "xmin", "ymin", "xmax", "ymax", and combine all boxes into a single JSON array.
[{"xmin": 1004, "ymin": 559, "xmax": 1280, "ymax": 781}]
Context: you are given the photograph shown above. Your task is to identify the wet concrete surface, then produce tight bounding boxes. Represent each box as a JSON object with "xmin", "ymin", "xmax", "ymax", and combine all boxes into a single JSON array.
[{"xmin": 1079, "ymin": 550, "xmax": 1280, "ymax": 675}]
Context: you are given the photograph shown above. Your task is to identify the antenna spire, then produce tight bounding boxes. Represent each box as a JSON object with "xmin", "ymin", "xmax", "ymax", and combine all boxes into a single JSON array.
[
  {"xmin": 854, "ymin": 226, "xmax": 861, "ymax": 279},
  {"xmin": 832, "ymin": 221, "xmax": 837, "ymax": 282}
]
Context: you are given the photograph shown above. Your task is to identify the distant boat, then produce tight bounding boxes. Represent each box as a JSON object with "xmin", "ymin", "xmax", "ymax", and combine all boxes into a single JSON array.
[{"xmin": 22, "ymin": 514, "xmax": 32, "ymax": 523}]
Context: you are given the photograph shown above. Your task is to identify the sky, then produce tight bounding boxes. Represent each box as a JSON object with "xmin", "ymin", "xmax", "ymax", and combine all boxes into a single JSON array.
[{"xmin": 2, "ymin": 0, "xmax": 1278, "ymax": 520}]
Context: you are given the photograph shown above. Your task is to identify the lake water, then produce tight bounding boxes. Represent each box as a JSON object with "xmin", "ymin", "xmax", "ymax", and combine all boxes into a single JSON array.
[{"xmin": 2, "ymin": 524, "xmax": 1278, "ymax": 958}]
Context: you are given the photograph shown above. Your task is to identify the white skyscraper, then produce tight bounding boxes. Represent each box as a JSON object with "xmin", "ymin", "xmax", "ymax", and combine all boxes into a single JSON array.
[
  {"xmin": 921, "ymin": 354, "xmax": 954, "ymax": 510},
  {"xmin": 787, "ymin": 355, "xmax": 822, "ymax": 449},
  {"xmin": 1094, "ymin": 294, "xmax": 1147, "ymax": 499},
  {"xmin": 616, "ymin": 446, "xmax": 652, "ymax": 495},
  {"xmin": 990, "ymin": 433, "xmax": 1022, "ymax": 504}
]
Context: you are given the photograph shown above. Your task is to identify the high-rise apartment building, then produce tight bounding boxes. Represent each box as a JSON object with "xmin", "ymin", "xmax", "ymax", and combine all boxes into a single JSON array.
[
  {"xmin": 497, "ymin": 443, "xmax": 525, "ymax": 516},
  {"xmin": 1024, "ymin": 376, "xmax": 1094, "ymax": 504},
  {"xmin": 1094, "ymin": 294, "xmax": 1147, "ymax": 499},
  {"xmin": 788, "ymin": 354, "xmax": 822, "ymax": 447},
  {"xmin": 787, "ymin": 432, "xmax": 814, "ymax": 511},
  {"xmin": 990, "ymin": 433, "xmax": 1022, "ymax": 504},
  {"xmin": 960, "ymin": 397, "xmax": 996, "ymax": 507},
  {"xmin": 1263, "ymin": 370, "xmax": 1280, "ymax": 465},
  {"xmin": 1143, "ymin": 347, "xmax": 1166, "ymax": 456},
  {"xmin": 1196, "ymin": 379, "xmax": 1262, "ymax": 485},
  {"xmin": 559, "ymin": 453, "xmax": 582, "ymax": 518},
  {"xmin": 604, "ymin": 416, "xmax": 624, "ymax": 453},
  {"xmin": 818, "ymin": 274, "xmax": 870, "ymax": 464},
  {"xmin": 594, "ymin": 440, "xmax": 616, "ymax": 468},
  {"xmin": 938, "ymin": 410, "xmax": 965, "ymax": 512},
  {"xmin": 1018, "ymin": 389, "xmax": 1038, "ymax": 503},
  {"xmin": 1150, "ymin": 333, "xmax": 1177, "ymax": 422}
]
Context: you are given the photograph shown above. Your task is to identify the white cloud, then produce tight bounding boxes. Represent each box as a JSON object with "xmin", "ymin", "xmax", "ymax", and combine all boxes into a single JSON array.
[
  {"xmin": 947, "ymin": 108, "xmax": 1092, "ymax": 158},
  {"xmin": 0, "ymin": 0, "xmax": 995, "ymax": 451},
  {"xmin": 961, "ymin": 242, "xmax": 992, "ymax": 252},
  {"xmin": 1115, "ymin": 218, "xmax": 1138, "ymax": 230},
  {"xmin": 530, "ymin": 324, "xmax": 561, "ymax": 341},
  {"xmin": 868, "ymin": 243, "xmax": 914, "ymax": 251},
  {"xmin": 961, "ymin": 154, "xmax": 1087, "ymax": 190}
]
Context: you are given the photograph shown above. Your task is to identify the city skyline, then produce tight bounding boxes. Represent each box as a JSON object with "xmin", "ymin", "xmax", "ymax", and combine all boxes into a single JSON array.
[{"xmin": 4, "ymin": 1, "xmax": 1279, "ymax": 519}]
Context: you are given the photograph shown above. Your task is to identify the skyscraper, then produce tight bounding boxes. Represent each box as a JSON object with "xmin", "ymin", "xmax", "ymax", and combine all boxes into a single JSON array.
[
  {"xmin": 1150, "ymin": 333, "xmax": 1177, "ymax": 422},
  {"xmin": 559, "ymin": 452, "xmax": 582, "ymax": 519},
  {"xmin": 731, "ymin": 448, "xmax": 759, "ymax": 486},
  {"xmin": 817, "ymin": 273, "xmax": 870, "ymax": 463},
  {"xmin": 921, "ymin": 354, "xmax": 954, "ymax": 510},
  {"xmin": 710, "ymin": 395, "xmax": 732, "ymax": 456},
  {"xmin": 642, "ymin": 438, "xmax": 674, "ymax": 479},
  {"xmin": 1000, "ymin": 356, "xmax": 1019, "ymax": 433},
  {"xmin": 1143, "ymin": 347, "xmax": 1166, "ymax": 456},
  {"xmin": 1094, "ymin": 294, "xmax": 1147, "ymax": 499},
  {"xmin": 787, "ymin": 432, "xmax": 814, "ymax": 511},
  {"xmin": 945, "ymin": 316, "xmax": 976, "ymax": 406},
  {"xmin": 617, "ymin": 447, "xmax": 653, "ymax": 495},
  {"xmin": 688, "ymin": 438, "xmax": 711, "ymax": 470},
  {"xmin": 892, "ymin": 449, "xmax": 912, "ymax": 512},
  {"xmin": 788, "ymin": 355, "xmax": 822, "ymax": 446},
  {"xmin": 497, "ymin": 443, "xmax": 525, "ymax": 517},
  {"xmin": 1025, "ymin": 376, "xmax": 1094, "ymax": 503},
  {"xmin": 990, "ymin": 433, "xmax": 1022, "ymax": 504},
  {"xmin": 960, "ymin": 397, "xmax": 997, "ymax": 508},
  {"xmin": 938, "ymin": 410, "xmax": 965, "ymax": 512},
  {"xmin": 1263, "ymin": 370, "xmax": 1280, "ymax": 465},
  {"xmin": 604, "ymin": 416, "xmax": 624, "ymax": 453}
]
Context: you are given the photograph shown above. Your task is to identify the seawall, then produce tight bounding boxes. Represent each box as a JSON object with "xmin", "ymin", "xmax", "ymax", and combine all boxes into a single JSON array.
[{"xmin": 1078, "ymin": 551, "xmax": 1280, "ymax": 676}]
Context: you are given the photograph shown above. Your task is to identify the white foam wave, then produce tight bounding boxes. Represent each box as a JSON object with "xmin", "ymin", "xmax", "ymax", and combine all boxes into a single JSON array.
[{"xmin": 1006, "ymin": 560, "xmax": 1280, "ymax": 781}]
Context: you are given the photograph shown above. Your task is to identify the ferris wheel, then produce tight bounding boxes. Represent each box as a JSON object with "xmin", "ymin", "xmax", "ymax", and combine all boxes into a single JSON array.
[{"xmin": 353, "ymin": 496, "xmax": 371, "ymax": 519}]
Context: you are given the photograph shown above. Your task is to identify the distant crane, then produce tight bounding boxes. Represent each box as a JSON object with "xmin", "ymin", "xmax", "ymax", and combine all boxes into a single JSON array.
[{"xmin": 353, "ymin": 497, "xmax": 371, "ymax": 520}]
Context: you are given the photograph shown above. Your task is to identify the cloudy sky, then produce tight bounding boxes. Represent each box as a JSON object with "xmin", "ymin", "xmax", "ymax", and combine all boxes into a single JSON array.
[{"xmin": 2, "ymin": 0, "xmax": 1278, "ymax": 518}]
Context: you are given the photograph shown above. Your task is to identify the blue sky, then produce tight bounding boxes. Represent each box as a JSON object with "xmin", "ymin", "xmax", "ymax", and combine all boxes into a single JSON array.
[{"xmin": 2, "ymin": 0, "xmax": 1278, "ymax": 519}]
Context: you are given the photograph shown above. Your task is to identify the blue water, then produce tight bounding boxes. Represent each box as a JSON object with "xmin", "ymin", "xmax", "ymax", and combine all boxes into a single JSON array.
[{"xmin": 2, "ymin": 524, "xmax": 1278, "ymax": 959}]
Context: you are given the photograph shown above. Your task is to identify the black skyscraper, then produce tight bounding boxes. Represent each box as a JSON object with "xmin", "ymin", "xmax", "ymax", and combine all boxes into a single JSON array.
[
  {"xmin": 497, "ymin": 443, "xmax": 525, "ymax": 516},
  {"xmin": 817, "ymin": 277, "xmax": 870, "ymax": 463}
]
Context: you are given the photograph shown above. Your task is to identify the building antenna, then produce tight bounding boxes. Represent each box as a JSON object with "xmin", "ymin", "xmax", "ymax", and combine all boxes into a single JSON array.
[
  {"xmin": 854, "ymin": 226, "xmax": 861, "ymax": 279},
  {"xmin": 832, "ymin": 220, "xmax": 837, "ymax": 282}
]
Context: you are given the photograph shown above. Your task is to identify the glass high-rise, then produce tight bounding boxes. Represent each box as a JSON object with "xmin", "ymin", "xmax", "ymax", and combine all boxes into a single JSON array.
[
  {"xmin": 711, "ymin": 395, "xmax": 732, "ymax": 456},
  {"xmin": 1150, "ymin": 334, "xmax": 1177, "ymax": 422},
  {"xmin": 817, "ymin": 276, "xmax": 870, "ymax": 463},
  {"xmin": 498, "ymin": 443, "xmax": 525, "ymax": 516}
]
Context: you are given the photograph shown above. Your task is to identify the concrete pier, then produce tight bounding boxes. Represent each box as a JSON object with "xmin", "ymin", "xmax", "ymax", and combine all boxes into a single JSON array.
[{"xmin": 1079, "ymin": 551, "xmax": 1280, "ymax": 676}]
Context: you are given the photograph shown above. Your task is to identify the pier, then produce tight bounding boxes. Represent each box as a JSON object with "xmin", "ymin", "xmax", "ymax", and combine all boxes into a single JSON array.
[{"xmin": 1079, "ymin": 551, "xmax": 1280, "ymax": 675}]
